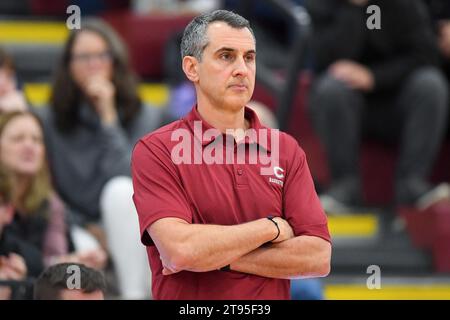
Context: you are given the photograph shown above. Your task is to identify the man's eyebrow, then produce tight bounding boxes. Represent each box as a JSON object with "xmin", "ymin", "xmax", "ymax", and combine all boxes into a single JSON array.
[{"xmin": 215, "ymin": 47, "xmax": 256, "ymax": 54}]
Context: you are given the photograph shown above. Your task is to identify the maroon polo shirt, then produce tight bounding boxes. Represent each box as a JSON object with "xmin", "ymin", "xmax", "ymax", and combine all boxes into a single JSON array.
[{"xmin": 131, "ymin": 105, "xmax": 331, "ymax": 300}]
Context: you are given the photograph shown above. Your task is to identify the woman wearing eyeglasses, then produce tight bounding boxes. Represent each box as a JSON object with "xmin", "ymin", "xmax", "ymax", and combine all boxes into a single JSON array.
[{"xmin": 34, "ymin": 18, "xmax": 162, "ymax": 299}]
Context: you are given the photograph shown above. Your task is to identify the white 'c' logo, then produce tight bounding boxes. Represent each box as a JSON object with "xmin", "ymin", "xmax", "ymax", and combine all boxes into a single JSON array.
[{"xmin": 274, "ymin": 166, "xmax": 284, "ymax": 179}]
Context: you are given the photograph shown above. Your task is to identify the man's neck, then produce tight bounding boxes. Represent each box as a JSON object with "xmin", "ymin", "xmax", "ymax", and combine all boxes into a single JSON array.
[{"xmin": 197, "ymin": 103, "xmax": 249, "ymax": 134}]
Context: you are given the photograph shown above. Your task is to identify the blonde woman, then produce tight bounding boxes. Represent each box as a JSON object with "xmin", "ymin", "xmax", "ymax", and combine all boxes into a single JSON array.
[{"xmin": 0, "ymin": 111, "xmax": 107, "ymax": 271}]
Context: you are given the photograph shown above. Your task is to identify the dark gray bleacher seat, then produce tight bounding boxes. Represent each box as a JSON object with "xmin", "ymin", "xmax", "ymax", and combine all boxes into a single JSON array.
[
  {"xmin": 0, "ymin": 0, "xmax": 30, "ymax": 15},
  {"xmin": 1, "ymin": 43, "xmax": 62, "ymax": 82}
]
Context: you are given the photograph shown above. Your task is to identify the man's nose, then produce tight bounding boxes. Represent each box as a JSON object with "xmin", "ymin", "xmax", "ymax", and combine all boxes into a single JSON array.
[{"xmin": 232, "ymin": 56, "xmax": 249, "ymax": 77}]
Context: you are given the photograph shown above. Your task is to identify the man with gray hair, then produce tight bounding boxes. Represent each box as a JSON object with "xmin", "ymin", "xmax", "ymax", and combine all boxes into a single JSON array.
[{"xmin": 131, "ymin": 10, "xmax": 331, "ymax": 300}]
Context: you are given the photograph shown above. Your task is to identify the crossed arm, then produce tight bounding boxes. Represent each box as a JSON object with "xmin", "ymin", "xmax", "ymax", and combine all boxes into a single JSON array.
[{"xmin": 147, "ymin": 217, "xmax": 331, "ymax": 279}]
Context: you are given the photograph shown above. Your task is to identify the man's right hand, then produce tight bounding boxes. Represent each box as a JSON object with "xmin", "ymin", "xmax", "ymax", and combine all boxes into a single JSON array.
[{"xmin": 271, "ymin": 217, "xmax": 294, "ymax": 243}]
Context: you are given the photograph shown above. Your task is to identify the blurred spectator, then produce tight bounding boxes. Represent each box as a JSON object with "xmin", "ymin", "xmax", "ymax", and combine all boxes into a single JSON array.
[
  {"xmin": 0, "ymin": 111, "xmax": 107, "ymax": 272},
  {"xmin": 426, "ymin": 0, "xmax": 450, "ymax": 130},
  {"xmin": 34, "ymin": 263, "xmax": 106, "ymax": 300},
  {"xmin": 0, "ymin": 166, "xmax": 35, "ymax": 300},
  {"xmin": 34, "ymin": 18, "xmax": 161, "ymax": 299},
  {"xmin": 30, "ymin": 0, "xmax": 130, "ymax": 16},
  {"xmin": 306, "ymin": 0, "xmax": 449, "ymax": 212},
  {"xmin": 0, "ymin": 48, "xmax": 27, "ymax": 114}
]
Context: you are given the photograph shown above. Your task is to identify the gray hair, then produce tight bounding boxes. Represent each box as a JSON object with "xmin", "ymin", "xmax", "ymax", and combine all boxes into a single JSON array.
[{"xmin": 180, "ymin": 10, "xmax": 255, "ymax": 61}]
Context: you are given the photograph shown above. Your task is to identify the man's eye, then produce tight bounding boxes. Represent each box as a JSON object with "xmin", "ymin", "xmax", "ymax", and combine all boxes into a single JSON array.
[
  {"xmin": 221, "ymin": 53, "xmax": 232, "ymax": 60},
  {"xmin": 245, "ymin": 55, "xmax": 255, "ymax": 62}
]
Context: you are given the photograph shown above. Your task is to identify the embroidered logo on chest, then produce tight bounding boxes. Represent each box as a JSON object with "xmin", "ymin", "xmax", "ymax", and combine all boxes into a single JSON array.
[{"xmin": 268, "ymin": 166, "xmax": 284, "ymax": 187}]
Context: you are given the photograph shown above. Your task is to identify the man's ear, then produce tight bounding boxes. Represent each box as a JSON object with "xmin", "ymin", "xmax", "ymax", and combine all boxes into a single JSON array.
[{"xmin": 182, "ymin": 56, "xmax": 199, "ymax": 82}]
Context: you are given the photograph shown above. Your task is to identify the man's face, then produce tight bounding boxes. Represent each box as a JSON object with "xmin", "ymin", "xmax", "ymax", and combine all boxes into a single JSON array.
[{"xmin": 195, "ymin": 22, "xmax": 256, "ymax": 112}]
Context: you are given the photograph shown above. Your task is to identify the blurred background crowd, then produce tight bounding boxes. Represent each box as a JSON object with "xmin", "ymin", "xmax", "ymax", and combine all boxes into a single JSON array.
[{"xmin": 2, "ymin": 0, "xmax": 450, "ymax": 300}]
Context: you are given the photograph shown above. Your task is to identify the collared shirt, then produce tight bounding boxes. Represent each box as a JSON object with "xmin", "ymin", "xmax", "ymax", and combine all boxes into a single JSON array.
[{"xmin": 132, "ymin": 105, "xmax": 331, "ymax": 300}]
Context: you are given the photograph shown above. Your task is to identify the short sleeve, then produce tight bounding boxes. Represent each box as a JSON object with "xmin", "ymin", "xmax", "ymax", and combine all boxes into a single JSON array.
[
  {"xmin": 282, "ymin": 136, "xmax": 331, "ymax": 243},
  {"xmin": 131, "ymin": 138, "xmax": 193, "ymax": 246}
]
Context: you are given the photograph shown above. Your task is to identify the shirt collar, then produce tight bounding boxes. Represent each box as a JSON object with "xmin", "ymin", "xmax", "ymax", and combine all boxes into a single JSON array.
[{"xmin": 183, "ymin": 105, "xmax": 272, "ymax": 152}]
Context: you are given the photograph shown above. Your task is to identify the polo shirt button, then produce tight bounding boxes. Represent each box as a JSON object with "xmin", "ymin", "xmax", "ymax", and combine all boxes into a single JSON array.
[{"xmin": 237, "ymin": 169, "xmax": 243, "ymax": 175}]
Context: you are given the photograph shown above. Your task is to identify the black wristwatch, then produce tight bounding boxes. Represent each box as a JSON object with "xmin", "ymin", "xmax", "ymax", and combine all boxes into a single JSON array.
[{"xmin": 267, "ymin": 215, "xmax": 280, "ymax": 242}]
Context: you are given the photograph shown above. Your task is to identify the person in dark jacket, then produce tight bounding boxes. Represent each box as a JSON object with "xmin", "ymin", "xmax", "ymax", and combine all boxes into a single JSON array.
[
  {"xmin": 425, "ymin": 0, "xmax": 450, "ymax": 135},
  {"xmin": 306, "ymin": 0, "xmax": 449, "ymax": 212},
  {"xmin": 1, "ymin": 166, "xmax": 41, "ymax": 299}
]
